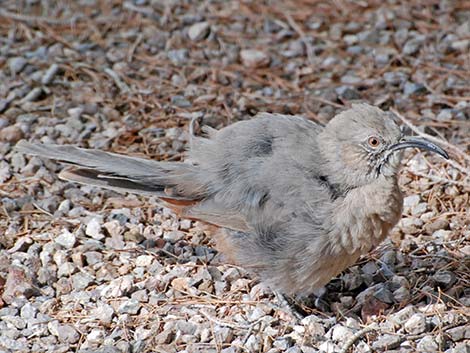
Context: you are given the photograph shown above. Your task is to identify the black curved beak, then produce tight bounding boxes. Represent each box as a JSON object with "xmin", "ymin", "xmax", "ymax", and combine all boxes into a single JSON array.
[{"xmin": 389, "ymin": 136, "xmax": 449, "ymax": 159}]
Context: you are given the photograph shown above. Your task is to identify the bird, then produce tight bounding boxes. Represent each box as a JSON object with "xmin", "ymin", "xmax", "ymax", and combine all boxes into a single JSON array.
[{"xmin": 15, "ymin": 103, "xmax": 448, "ymax": 296}]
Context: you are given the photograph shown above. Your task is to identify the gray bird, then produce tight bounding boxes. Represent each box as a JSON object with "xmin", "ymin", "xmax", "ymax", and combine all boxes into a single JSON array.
[{"xmin": 15, "ymin": 104, "xmax": 448, "ymax": 295}]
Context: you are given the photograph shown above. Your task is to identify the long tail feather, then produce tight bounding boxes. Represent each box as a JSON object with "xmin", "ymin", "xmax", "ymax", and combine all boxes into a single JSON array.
[{"xmin": 15, "ymin": 141, "xmax": 204, "ymax": 199}]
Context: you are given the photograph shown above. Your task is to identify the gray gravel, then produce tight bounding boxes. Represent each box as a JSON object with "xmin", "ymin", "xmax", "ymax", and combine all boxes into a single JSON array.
[{"xmin": 1, "ymin": 0, "xmax": 469, "ymax": 353}]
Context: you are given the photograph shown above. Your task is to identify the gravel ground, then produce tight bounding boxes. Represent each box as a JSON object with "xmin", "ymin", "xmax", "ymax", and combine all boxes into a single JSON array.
[{"xmin": 0, "ymin": 1, "xmax": 469, "ymax": 352}]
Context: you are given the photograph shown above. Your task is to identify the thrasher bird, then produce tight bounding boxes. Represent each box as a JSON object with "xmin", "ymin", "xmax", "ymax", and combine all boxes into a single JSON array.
[{"xmin": 16, "ymin": 104, "xmax": 448, "ymax": 295}]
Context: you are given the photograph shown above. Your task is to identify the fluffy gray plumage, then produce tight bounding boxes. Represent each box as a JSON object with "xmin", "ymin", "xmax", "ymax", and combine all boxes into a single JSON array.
[{"xmin": 15, "ymin": 103, "xmax": 448, "ymax": 295}]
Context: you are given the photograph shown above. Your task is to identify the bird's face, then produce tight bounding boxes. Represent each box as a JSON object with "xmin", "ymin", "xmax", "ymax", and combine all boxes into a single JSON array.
[{"xmin": 319, "ymin": 104, "xmax": 448, "ymax": 188}]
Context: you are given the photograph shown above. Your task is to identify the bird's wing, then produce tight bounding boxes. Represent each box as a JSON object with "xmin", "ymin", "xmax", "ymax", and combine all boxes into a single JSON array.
[{"xmin": 182, "ymin": 113, "xmax": 330, "ymax": 232}]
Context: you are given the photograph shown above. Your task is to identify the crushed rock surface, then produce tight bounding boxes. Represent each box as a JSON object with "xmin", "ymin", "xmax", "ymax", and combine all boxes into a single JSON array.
[{"xmin": 0, "ymin": 1, "xmax": 469, "ymax": 352}]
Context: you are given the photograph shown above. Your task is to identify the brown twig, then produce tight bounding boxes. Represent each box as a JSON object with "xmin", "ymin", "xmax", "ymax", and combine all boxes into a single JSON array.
[{"xmin": 0, "ymin": 8, "xmax": 82, "ymax": 25}]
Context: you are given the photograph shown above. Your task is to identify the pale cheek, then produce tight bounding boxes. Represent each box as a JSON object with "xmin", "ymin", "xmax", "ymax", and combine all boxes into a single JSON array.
[{"xmin": 341, "ymin": 146, "xmax": 365, "ymax": 169}]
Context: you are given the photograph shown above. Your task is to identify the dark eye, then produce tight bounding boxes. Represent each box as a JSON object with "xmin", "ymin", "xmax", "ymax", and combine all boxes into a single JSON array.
[{"xmin": 368, "ymin": 136, "xmax": 381, "ymax": 148}]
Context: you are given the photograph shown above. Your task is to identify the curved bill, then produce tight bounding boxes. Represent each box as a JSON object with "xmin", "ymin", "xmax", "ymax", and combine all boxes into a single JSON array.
[{"xmin": 389, "ymin": 136, "xmax": 449, "ymax": 159}]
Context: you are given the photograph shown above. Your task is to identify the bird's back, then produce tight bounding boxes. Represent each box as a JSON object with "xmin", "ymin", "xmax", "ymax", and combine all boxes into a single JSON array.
[{"xmin": 185, "ymin": 113, "xmax": 332, "ymax": 227}]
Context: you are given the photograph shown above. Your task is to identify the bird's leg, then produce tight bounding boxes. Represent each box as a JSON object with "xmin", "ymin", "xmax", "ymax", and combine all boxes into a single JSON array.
[{"xmin": 273, "ymin": 291, "xmax": 305, "ymax": 321}]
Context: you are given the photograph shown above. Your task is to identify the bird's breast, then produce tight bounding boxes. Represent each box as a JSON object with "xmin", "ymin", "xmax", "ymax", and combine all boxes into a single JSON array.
[{"xmin": 328, "ymin": 178, "xmax": 403, "ymax": 254}]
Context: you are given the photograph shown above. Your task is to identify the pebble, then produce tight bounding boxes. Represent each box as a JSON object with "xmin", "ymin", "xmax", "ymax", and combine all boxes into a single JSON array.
[
  {"xmin": 8, "ymin": 57, "xmax": 27, "ymax": 75},
  {"xmin": 57, "ymin": 262, "xmax": 75, "ymax": 277},
  {"xmin": 404, "ymin": 313, "xmax": 427, "ymax": 334},
  {"xmin": 188, "ymin": 21, "xmax": 210, "ymax": 41},
  {"xmin": 446, "ymin": 325, "xmax": 470, "ymax": 341},
  {"xmin": 245, "ymin": 334, "xmax": 261, "ymax": 351},
  {"xmin": 451, "ymin": 39, "xmax": 469, "ymax": 52},
  {"xmin": 318, "ymin": 341, "xmax": 338, "ymax": 353},
  {"xmin": 416, "ymin": 335, "xmax": 438, "ymax": 352},
  {"xmin": 214, "ymin": 326, "xmax": 233, "ymax": 343},
  {"xmin": 68, "ymin": 107, "xmax": 84, "ymax": 120},
  {"xmin": 57, "ymin": 199, "xmax": 71, "ymax": 214},
  {"xmin": 71, "ymin": 272, "xmax": 93, "ymax": 290},
  {"xmin": 179, "ymin": 219, "xmax": 192, "ymax": 230},
  {"xmin": 248, "ymin": 306, "xmax": 266, "ymax": 321},
  {"xmin": 432, "ymin": 271, "xmax": 456, "ymax": 289},
  {"xmin": 131, "ymin": 289, "xmax": 148, "ymax": 302},
  {"xmin": 424, "ymin": 218, "xmax": 449, "ymax": 234},
  {"xmin": 411, "ymin": 202, "xmax": 427, "ymax": 216},
  {"xmin": 399, "ymin": 217, "xmax": 424, "ymax": 234},
  {"xmin": 301, "ymin": 315, "xmax": 325, "ymax": 336},
  {"xmin": 2, "ymin": 315, "xmax": 26, "ymax": 329},
  {"xmin": 48, "ymin": 321, "xmax": 80, "ymax": 344},
  {"xmin": 103, "ymin": 220, "xmax": 122, "ymax": 237},
  {"xmin": 0, "ymin": 336, "xmax": 28, "ymax": 351},
  {"xmin": 167, "ymin": 49, "xmax": 188, "ymax": 65},
  {"xmin": 340, "ymin": 74, "xmax": 362, "ymax": 85},
  {"xmin": 0, "ymin": 125, "xmax": 24, "ymax": 143},
  {"xmin": 0, "ymin": 162, "xmax": 11, "ymax": 182},
  {"xmin": 342, "ymin": 272, "xmax": 363, "ymax": 290},
  {"xmin": 389, "ymin": 306, "xmax": 416, "ymax": 325},
  {"xmin": 0, "ymin": 118, "xmax": 8, "ymax": 129},
  {"xmin": 375, "ymin": 52, "xmax": 391, "ymax": 66},
  {"xmin": 373, "ymin": 286, "xmax": 395, "ymax": 304},
  {"xmin": 42, "ymin": 63, "xmax": 60, "ymax": 85},
  {"xmin": 393, "ymin": 286, "xmax": 411, "ymax": 302},
  {"xmin": 460, "ymin": 245, "xmax": 470, "ymax": 257},
  {"xmin": 450, "ymin": 342, "xmax": 470, "ymax": 353},
  {"xmin": 432, "ymin": 229, "xmax": 453, "ymax": 241},
  {"xmin": 86, "ymin": 328, "xmax": 104, "ymax": 344},
  {"xmin": 355, "ymin": 341, "xmax": 372, "ymax": 353},
  {"xmin": 240, "ymin": 49, "xmax": 270, "ymax": 68},
  {"xmin": 362, "ymin": 261, "xmax": 379, "ymax": 275},
  {"xmin": 403, "ymin": 36, "xmax": 425, "ymax": 55},
  {"xmin": 384, "ymin": 71, "xmax": 408, "ymax": 85},
  {"xmin": 171, "ymin": 95, "xmax": 191, "ymax": 108},
  {"xmin": 91, "ymin": 303, "xmax": 115, "ymax": 325},
  {"xmin": 331, "ymin": 324, "xmax": 354, "ymax": 341},
  {"xmin": 20, "ymin": 87, "xmax": 43, "ymax": 103},
  {"xmin": 336, "ymin": 86, "xmax": 361, "ymax": 100},
  {"xmin": 273, "ymin": 337, "xmax": 293, "ymax": 350},
  {"xmin": 20, "ymin": 302, "xmax": 37, "ymax": 319},
  {"xmin": 135, "ymin": 255, "xmax": 153, "ymax": 267},
  {"xmin": 54, "ymin": 229, "xmax": 77, "ymax": 249},
  {"xmin": 123, "ymin": 227, "xmax": 145, "ymax": 243},
  {"xmin": 163, "ymin": 230, "xmax": 186, "ymax": 243},
  {"xmin": 118, "ymin": 299, "xmax": 141, "ymax": 314},
  {"xmin": 2, "ymin": 266, "xmax": 35, "ymax": 304},
  {"xmin": 403, "ymin": 82, "xmax": 427, "ymax": 95},
  {"xmin": 84, "ymin": 251, "xmax": 103, "ymax": 265},
  {"xmin": 436, "ymin": 109, "xmax": 453, "ymax": 121},
  {"xmin": 86, "ymin": 217, "xmax": 105, "ymax": 240},
  {"xmin": 372, "ymin": 334, "xmax": 402, "ymax": 350}
]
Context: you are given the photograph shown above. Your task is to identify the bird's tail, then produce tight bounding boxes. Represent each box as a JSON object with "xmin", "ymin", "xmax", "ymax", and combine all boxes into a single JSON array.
[{"xmin": 15, "ymin": 141, "xmax": 205, "ymax": 201}]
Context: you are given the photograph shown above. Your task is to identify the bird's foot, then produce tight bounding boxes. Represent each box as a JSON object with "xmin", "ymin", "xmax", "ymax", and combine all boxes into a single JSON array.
[{"xmin": 273, "ymin": 291, "xmax": 305, "ymax": 321}]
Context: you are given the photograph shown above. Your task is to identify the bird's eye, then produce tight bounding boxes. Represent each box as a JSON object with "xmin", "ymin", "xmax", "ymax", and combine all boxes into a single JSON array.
[{"xmin": 368, "ymin": 136, "xmax": 381, "ymax": 148}]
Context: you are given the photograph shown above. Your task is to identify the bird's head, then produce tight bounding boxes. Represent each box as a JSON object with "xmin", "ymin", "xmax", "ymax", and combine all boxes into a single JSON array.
[{"xmin": 318, "ymin": 103, "xmax": 448, "ymax": 189}]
